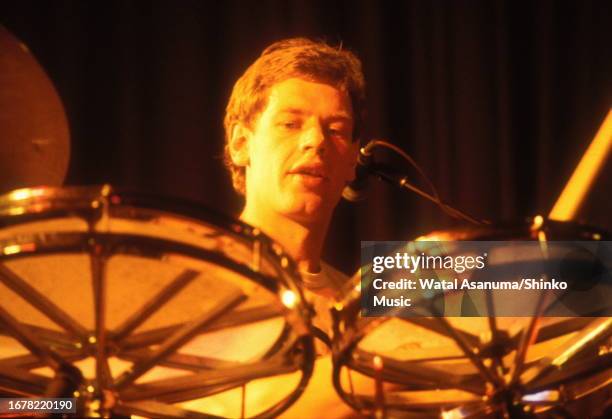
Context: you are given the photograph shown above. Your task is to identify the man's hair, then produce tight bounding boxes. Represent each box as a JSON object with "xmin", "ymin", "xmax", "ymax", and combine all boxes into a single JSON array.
[{"xmin": 223, "ymin": 37, "xmax": 366, "ymax": 195}]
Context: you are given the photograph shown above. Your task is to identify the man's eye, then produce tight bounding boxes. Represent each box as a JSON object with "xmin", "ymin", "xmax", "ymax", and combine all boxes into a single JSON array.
[
  {"xmin": 280, "ymin": 121, "xmax": 300, "ymax": 129},
  {"xmin": 327, "ymin": 126, "xmax": 350, "ymax": 138}
]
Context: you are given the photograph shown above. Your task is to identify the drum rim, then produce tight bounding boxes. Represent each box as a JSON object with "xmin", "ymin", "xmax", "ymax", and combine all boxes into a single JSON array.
[
  {"xmin": 416, "ymin": 217, "xmax": 611, "ymax": 241},
  {"xmin": 0, "ymin": 184, "xmax": 305, "ymax": 287}
]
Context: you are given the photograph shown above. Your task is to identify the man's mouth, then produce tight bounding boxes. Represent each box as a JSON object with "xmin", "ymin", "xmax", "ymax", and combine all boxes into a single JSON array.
[
  {"xmin": 292, "ymin": 170, "xmax": 323, "ymax": 178},
  {"xmin": 288, "ymin": 165, "xmax": 327, "ymax": 179},
  {"xmin": 288, "ymin": 164, "xmax": 329, "ymax": 186}
]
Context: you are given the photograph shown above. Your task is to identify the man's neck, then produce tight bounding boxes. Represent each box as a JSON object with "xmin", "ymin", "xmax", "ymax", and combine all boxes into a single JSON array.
[{"xmin": 240, "ymin": 207, "xmax": 329, "ymax": 273}]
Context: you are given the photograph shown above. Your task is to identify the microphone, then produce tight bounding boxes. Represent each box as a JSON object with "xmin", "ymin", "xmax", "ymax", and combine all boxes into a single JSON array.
[{"xmin": 342, "ymin": 141, "xmax": 376, "ymax": 202}]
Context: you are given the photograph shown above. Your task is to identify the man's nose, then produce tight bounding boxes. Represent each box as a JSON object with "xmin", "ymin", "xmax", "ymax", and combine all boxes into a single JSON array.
[{"xmin": 299, "ymin": 123, "xmax": 326, "ymax": 154}]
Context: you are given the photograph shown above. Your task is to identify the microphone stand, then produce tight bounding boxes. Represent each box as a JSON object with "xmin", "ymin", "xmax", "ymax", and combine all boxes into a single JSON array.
[{"xmin": 367, "ymin": 162, "xmax": 488, "ymax": 226}]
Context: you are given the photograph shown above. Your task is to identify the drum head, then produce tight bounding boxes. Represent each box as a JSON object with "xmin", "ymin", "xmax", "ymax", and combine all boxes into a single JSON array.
[
  {"xmin": 0, "ymin": 185, "xmax": 315, "ymax": 418},
  {"xmin": 332, "ymin": 219, "xmax": 611, "ymax": 418}
]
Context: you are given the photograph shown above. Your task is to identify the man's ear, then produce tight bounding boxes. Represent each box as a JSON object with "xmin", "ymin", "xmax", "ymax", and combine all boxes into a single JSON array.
[{"xmin": 228, "ymin": 123, "xmax": 251, "ymax": 166}]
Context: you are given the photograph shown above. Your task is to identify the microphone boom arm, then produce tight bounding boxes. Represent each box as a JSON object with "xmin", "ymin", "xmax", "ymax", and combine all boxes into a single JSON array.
[
  {"xmin": 366, "ymin": 156, "xmax": 488, "ymax": 226},
  {"xmin": 345, "ymin": 139, "xmax": 488, "ymax": 225}
]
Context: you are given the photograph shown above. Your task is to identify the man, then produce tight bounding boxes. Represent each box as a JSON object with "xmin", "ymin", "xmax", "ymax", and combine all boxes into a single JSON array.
[
  {"xmin": 224, "ymin": 37, "xmax": 365, "ymax": 302},
  {"xmin": 221, "ymin": 38, "xmax": 367, "ymax": 417},
  {"xmin": 225, "ymin": 38, "xmax": 365, "ymax": 417}
]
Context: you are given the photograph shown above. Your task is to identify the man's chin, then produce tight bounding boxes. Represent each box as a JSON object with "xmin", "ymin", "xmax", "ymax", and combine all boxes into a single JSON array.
[{"xmin": 280, "ymin": 197, "xmax": 332, "ymax": 224}]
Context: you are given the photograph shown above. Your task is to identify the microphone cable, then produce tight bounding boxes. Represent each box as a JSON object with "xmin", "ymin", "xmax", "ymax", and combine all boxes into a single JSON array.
[{"xmin": 364, "ymin": 139, "xmax": 488, "ymax": 226}]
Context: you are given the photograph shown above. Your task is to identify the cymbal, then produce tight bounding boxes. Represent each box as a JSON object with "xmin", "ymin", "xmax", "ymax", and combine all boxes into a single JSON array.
[{"xmin": 0, "ymin": 25, "xmax": 70, "ymax": 194}]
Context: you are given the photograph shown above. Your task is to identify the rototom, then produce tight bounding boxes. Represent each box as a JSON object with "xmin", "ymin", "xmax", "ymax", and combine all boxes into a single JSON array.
[
  {"xmin": 0, "ymin": 185, "xmax": 315, "ymax": 418},
  {"xmin": 331, "ymin": 219, "xmax": 611, "ymax": 418}
]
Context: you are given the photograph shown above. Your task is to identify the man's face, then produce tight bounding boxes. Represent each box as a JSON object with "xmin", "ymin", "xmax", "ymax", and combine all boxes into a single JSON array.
[{"xmin": 237, "ymin": 77, "xmax": 359, "ymax": 224}]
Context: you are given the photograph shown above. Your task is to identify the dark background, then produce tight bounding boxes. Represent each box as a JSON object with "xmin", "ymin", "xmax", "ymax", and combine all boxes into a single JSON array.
[{"xmin": 1, "ymin": 0, "xmax": 611, "ymax": 274}]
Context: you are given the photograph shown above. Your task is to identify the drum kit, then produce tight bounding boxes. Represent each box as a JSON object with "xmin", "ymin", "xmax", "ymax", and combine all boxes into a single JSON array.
[{"xmin": 0, "ymin": 25, "xmax": 610, "ymax": 418}]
